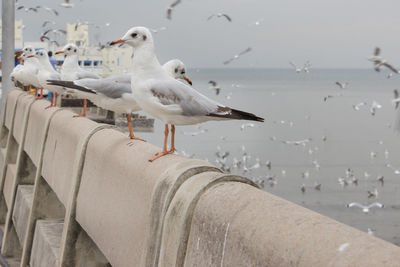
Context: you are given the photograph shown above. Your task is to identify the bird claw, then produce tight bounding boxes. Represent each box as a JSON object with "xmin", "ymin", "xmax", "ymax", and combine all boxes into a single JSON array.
[
  {"xmin": 149, "ymin": 150, "xmax": 174, "ymax": 162},
  {"xmin": 129, "ymin": 135, "xmax": 146, "ymax": 142},
  {"xmin": 73, "ymin": 114, "xmax": 86, "ymax": 118}
]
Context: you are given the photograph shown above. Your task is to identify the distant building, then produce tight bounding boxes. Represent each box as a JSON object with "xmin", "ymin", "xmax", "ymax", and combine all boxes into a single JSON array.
[
  {"xmin": 0, "ymin": 20, "xmax": 24, "ymax": 49},
  {"xmin": 66, "ymin": 23, "xmax": 89, "ymax": 47}
]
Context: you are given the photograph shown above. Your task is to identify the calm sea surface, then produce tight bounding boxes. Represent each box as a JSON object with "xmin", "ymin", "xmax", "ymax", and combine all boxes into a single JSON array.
[{"xmin": 138, "ymin": 68, "xmax": 400, "ymax": 246}]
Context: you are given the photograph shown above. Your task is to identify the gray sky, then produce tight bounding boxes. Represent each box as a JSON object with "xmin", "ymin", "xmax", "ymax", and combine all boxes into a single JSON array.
[{"xmin": 6, "ymin": 0, "xmax": 400, "ymax": 68}]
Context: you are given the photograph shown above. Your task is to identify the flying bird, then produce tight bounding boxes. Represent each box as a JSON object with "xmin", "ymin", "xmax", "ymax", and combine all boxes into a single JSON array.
[
  {"xmin": 368, "ymin": 47, "xmax": 399, "ymax": 74},
  {"xmin": 223, "ymin": 47, "xmax": 252, "ymax": 65},
  {"xmin": 60, "ymin": 0, "xmax": 74, "ymax": 8},
  {"xmin": 346, "ymin": 202, "xmax": 384, "ymax": 213},
  {"xmin": 370, "ymin": 101, "xmax": 382, "ymax": 116},
  {"xmin": 392, "ymin": 89, "xmax": 400, "ymax": 109},
  {"xmin": 335, "ymin": 81, "xmax": 348, "ymax": 89},
  {"xmin": 166, "ymin": 0, "xmax": 181, "ymax": 20},
  {"xmin": 207, "ymin": 13, "xmax": 232, "ymax": 22},
  {"xmin": 289, "ymin": 61, "xmax": 302, "ymax": 73},
  {"xmin": 208, "ymin": 80, "xmax": 221, "ymax": 95}
]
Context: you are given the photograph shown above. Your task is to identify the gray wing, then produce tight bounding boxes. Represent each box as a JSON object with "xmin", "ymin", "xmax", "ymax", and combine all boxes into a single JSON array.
[
  {"xmin": 75, "ymin": 76, "xmax": 131, "ymax": 99},
  {"xmin": 382, "ymin": 62, "xmax": 399, "ymax": 73},
  {"xmin": 149, "ymin": 79, "xmax": 221, "ymax": 116},
  {"xmin": 374, "ymin": 47, "xmax": 380, "ymax": 56},
  {"xmin": 222, "ymin": 14, "xmax": 232, "ymax": 21},
  {"xmin": 239, "ymin": 47, "xmax": 252, "ymax": 56}
]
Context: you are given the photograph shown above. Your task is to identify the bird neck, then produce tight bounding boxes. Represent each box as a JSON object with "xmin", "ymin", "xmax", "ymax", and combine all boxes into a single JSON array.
[
  {"xmin": 63, "ymin": 54, "xmax": 79, "ymax": 69},
  {"xmin": 131, "ymin": 43, "xmax": 162, "ymax": 74},
  {"xmin": 41, "ymin": 58, "xmax": 56, "ymax": 72}
]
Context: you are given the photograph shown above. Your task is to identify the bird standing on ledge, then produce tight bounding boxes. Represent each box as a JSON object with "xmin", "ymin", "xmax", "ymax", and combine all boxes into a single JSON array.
[{"xmin": 110, "ymin": 26, "xmax": 264, "ymax": 162}]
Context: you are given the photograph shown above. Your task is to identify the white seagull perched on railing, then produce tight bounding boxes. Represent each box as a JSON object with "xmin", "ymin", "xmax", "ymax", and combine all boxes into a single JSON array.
[
  {"xmin": 109, "ymin": 26, "xmax": 264, "ymax": 161},
  {"xmin": 56, "ymin": 43, "xmax": 101, "ymax": 117},
  {"xmin": 48, "ymin": 59, "xmax": 193, "ymax": 141},
  {"xmin": 368, "ymin": 47, "xmax": 399, "ymax": 74},
  {"xmin": 18, "ymin": 46, "xmax": 41, "ymax": 95},
  {"xmin": 35, "ymin": 49, "xmax": 65, "ymax": 107}
]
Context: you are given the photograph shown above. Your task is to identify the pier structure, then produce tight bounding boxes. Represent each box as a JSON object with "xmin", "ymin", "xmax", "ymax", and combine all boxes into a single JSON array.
[{"xmin": 0, "ymin": 89, "xmax": 398, "ymax": 266}]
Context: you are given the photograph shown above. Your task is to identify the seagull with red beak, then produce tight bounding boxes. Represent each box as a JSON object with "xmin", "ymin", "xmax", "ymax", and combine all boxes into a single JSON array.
[
  {"xmin": 47, "ymin": 59, "xmax": 193, "ymax": 141},
  {"xmin": 110, "ymin": 26, "xmax": 264, "ymax": 162},
  {"xmin": 56, "ymin": 43, "xmax": 101, "ymax": 116}
]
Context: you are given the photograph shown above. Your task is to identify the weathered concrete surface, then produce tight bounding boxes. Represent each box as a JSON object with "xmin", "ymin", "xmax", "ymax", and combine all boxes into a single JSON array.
[
  {"xmin": 158, "ymin": 172, "xmax": 257, "ymax": 267},
  {"xmin": 76, "ymin": 128, "xmax": 216, "ymax": 267},
  {"xmin": 3, "ymin": 163, "xmax": 16, "ymax": 208},
  {"xmin": 24, "ymin": 99, "xmax": 60, "ymax": 167},
  {"xmin": 12, "ymin": 185, "xmax": 33, "ymax": 244},
  {"xmin": 12, "ymin": 94, "xmax": 35, "ymax": 145},
  {"xmin": 4, "ymin": 90, "xmax": 22, "ymax": 130},
  {"xmin": 41, "ymin": 109, "xmax": 99, "ymax": 205},
  {"xmin": 73, "ymin": 229, "xmax": 111, "ymax": 267},
  {"xmin": 30, "ymin": 219, "xmax": 64, "ymax": 267},
  {"xmin": 184, "ymin": 182, "xmax": 400, "ymax": 267},
  {"xmin": 142, "ymin": 161, "xmax": 221, "ymax": 267}
]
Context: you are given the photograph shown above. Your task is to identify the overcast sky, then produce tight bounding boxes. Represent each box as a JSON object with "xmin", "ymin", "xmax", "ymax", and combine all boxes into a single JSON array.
[{"xmin": 4, "ymin": 0, "xmax": 400, "ymax": 68}]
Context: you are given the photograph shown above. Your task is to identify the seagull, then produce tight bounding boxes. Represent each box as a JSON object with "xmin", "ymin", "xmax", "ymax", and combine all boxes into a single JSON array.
[
  {"xmin": 42, "ymin": 20, "xmax": 56, "ymax": 28},
  {"xmin": 346, "ymin": 202, "xmax": 384, "ymax": 213},
  {"xmin": 10, "ymin": 52, "xmax": 27, "ymax": 88},
  {"xmin": 35, "ymin": 49, "xmax": 64, "ymax": 107},
  {"xmin": 250, "ymin": 18, "xmax": 264, "ymax": 26},
  {"xmin": 367, "ymin": 188, "xmax": 378, "ymax": 199},
  {"xmin": 18, "ymin": 46, "xmax": 41, "ymax": 95},
  {"xmin": 56, "ymin": 44, "xmax": 101, "ymax": 117},
  {"xmin": 207, "ymin": 13, "xmax": 232, "ymax": 22},
  {"xmin": 289, "ymin": 61, "xmax": 302, "ymax": 73},
  {"xmin": 370, "ymin": 101, "xmax": 382, "ymax": 116},
  {"xmin": 335, "ymin": 81, "xmax": 348, "ymax": 89},
  {"xmin": 281, "ymin": 138, "xmax": 312, "ymax": 146},
  {"xmin": 368, "ymin": 47, "xmax": 399, "ymax": 74},
  {"xmin": 323, "ymin": 95, "xmax": 334, "ymax": 102},
  {"xmin": 35, "ymin": 5, "xmax": 59, "ymax": 16},
  {"xmin": 166, "ymin": 0, "xmax": 181, "ymax": 20},
  {"xmin": 303, "ymin": 61, "xmax": 311, "ymax": 73},
  {"xmin": 223, "ymin": 47, "xmax": 252, "ymax": 65},
  {"xmin": 208, "ymin": 80, "xmax": 221, "ymax": 95},
  {"xmin": 392, "ymin": 89, "xmax": 400, "ymax": 109},
  {"xmin": 48, "ymin": 59, "xmax": 193, "ymax": 140},
  {"xmin": 109, "ymin": 26, "xmax": 264, "ymax": 161},
  {"xmin": 60, "ymin": 0, "xmax": 74, "ymax": 8},
  {"xmin": 352, "ymin": 102, "xmax": 367, "ymax": 111}
]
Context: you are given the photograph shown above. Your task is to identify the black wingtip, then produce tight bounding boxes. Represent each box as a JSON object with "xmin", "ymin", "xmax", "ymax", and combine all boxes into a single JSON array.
[{"xmin": 209, "ymin": 107, "xmax": 264, "ymax": 122}]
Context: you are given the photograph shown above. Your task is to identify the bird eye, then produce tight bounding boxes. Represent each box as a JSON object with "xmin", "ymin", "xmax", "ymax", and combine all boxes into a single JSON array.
[
  {"xmin": 131, "ymin": 33, "xmax": 138, "ymax": 38},
  {"xmin": 174, "ymin": 68, "xmax": 178, "ymax": 73},
  {"xmin": 181, "ymin": 70, "xmax": 185, "ymax": 74},
  {"xmin": 74, "ymin": 49, "xmax": 77, "ymax": 52},
  {"xmin": 67, "ymin": 47, "xmax": 71, "ymax": 51},
  {"xmin": 143, "ymin": 35, "xmax": 147, "ymax": 41}
]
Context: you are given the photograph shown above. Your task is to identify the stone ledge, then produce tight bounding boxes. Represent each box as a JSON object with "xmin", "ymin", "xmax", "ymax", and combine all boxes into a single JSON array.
[
  {"xmin": 30, "ymin": 220, "xmax": 64, "ymax": 267},
  {"xmin": 3, "ymin": 163, "xmax": 17, "ymax": 208},
  {"xmin": 12, "ymin": 185, "xmax": 34, "ymax": 245}
]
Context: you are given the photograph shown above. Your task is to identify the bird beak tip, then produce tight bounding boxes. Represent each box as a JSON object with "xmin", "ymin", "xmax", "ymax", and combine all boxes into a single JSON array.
[
  {"xmin": 110, "ymin": 39, "xmax": 125, "ymax": 46},
  {"xmin": 184, "ymin": 77, "xmax": 192, "ymax": 85}
]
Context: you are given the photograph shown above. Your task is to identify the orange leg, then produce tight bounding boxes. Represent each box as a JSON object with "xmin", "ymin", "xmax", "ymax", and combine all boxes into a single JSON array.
[
  {"xmin": 73, "ymin": 99, "xmax": 87, "ymax": 117},
  {"xmin": 45, "ymin": 94, "xmax": 54, "ymax": 109},
  {"xmin": 36, "ymin": 88, "xmax": 44, "ymax": 100},
  {"xmin": 168, "ymin": 124, "xmax": 176, "ymax": 153},
  {"xmin": 149, "ymin": 124, "xmax": 175, "ymax": 162},
  {"xmin": 127, "ymin": 114, "xmax": 145, "ymax": 141}
]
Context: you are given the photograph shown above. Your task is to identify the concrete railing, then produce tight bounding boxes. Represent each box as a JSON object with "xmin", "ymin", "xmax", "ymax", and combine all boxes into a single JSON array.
[{"xmin": 0, "ymin": 89, "xmax": 399, "ymax": 267}]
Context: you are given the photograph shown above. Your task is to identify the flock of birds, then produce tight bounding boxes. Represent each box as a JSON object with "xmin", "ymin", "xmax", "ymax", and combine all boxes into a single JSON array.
[
  {"xmin": 11, "ymin": 0, "xmax": 399, "ymax": 241},
  {"xmin": 10, "ymin": 26, "xmax": 264, "ymax": 162}
]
